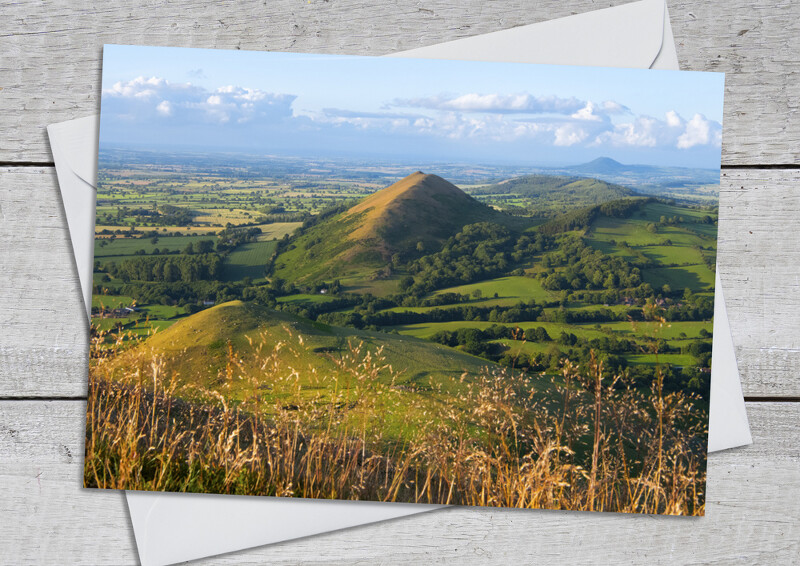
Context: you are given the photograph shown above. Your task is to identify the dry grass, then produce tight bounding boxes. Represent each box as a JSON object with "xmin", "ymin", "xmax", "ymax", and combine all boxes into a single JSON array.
[{"xmin": 85, "ymin": 326, "xmax": 707, "ymax": 515}]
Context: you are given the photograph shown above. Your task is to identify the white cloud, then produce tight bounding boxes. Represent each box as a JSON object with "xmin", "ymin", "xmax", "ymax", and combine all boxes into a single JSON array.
[
  {"xmin": 600, "ymin": 100, "xmax": 630, "ymax": 114},
  {"xmin": 215, "ymin": 85, "xmax": 268, "ymax": 102},
  {"xmin": 392, "ymin": 93, "xmax": 586, "ymax": 114},
  {"xmin": 102, "ymin": 76, "xmax": 296, "ymax": 126},
  {"xmin": 571, "ymin": 101, "xmax": 604, "ymax": 122},
  {"xmin": 104, "ymin": 76, "xmax": 168, "ymax": 98},
  {"xmin": 606, "ymin": 116, "xmax": 659, "ymax": 147},
  {"xmin": 103, "ymin": 76, "xmax": 721, "ymax": 156},
  {"xmin": 677, "ymin": 113, "xmax": 712, "ymax": 149},
  {"xmin": 554, "ymin": 124, "xmax": 589, "ymax": 146},
  {"xmin": 156, "ymin": 100, "xmax": 172, "ymax": 116},
  {"xmin": 665, "ymin": 110, "xmax": 683, "ymax": 128},
  {"xmin": 592, "ymin": 111, "xmax": 721, "ymax": 150}
]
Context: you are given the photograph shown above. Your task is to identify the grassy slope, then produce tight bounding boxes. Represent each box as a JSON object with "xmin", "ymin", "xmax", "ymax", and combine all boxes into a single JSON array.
[
  {"xmin": 376, "ymin": 199, "xmax": 716, "ymax": 366},
  {"xmin": 586, "ymin": 201, "xmax": 717, "ymax": 292},
  {"xmin": 475, "ymin": 175, "xmax": 636, "ymax": 215},
  {"xmin": 106, "ymin": 300, "xmax": 510, "ymax": 441},
  {"xmin": 136, "ymin": 300, "xmax": 493, "ymax": 394},
  {"xmin": 272, "ymin": 172, "xmax": 516, "ymax": 288}
]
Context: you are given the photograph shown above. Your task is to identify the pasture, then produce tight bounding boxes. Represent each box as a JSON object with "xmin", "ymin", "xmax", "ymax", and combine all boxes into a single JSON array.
[
  {"xmin": 432, "ymin": 276, "xmax": 555, "ymax": 306},
  {"xmin": 221, "ymin": 240, "xmax": 278, "ymax": 281},
  {"xmin": 94, "ymin": 234, "xmax": 215, "ymax": 260}
]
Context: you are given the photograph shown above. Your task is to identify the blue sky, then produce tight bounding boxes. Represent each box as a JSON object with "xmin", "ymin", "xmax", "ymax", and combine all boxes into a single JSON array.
[{"xmin": 99, "ymin": 44, "xmax": 725, "ymax": 168}]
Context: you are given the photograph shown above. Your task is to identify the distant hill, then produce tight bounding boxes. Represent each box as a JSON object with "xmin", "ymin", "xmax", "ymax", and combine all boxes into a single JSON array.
[
  {"xmin": 474, "ymin": 174, "xmax": 637, "ymax": 213},
  {"xmin": 547, "ymin": 157, "xmax": 720, "ymax": 196},
  {"xmin": 272, "ymin": 171, "xmax": 507, "ymax": 287},
  {"xmin": 131, "ymin": 300, "xmax": 492, "ymax": 390},
  {"xmin": 568, "ymin": 157, "xmax": 632, "ymax": 175}
]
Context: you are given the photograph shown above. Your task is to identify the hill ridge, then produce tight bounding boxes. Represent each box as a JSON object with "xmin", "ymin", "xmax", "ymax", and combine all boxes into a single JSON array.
[{"xmin": 272, "ymin": 171, "xmax": 503, "ymax": 288}]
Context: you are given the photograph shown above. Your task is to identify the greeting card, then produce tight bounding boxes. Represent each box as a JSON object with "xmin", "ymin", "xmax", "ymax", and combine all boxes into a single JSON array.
[{"xmin": 87, "ymin": 45, "xmax": 723, "ymax": 515}]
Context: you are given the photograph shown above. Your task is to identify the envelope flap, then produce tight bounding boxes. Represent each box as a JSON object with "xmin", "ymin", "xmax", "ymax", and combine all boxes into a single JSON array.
[
  {"xmin": 48, "ymin": 115, "xmax": 99, "ymax": 187},
  {"xmin": 392, "ymin": 0, "xmax": 666, "ymax": 69}
]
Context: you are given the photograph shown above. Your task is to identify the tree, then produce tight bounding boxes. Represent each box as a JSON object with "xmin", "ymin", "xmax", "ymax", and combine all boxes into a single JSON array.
[
  {"xmin": 196, "ymin": 240, "xmax": 214, "ymax": 254},
  {"xmin": 398, "ymin": 275, "xmax": 414, "ymax": 291},
  {"xmin": 182, "ymin": 242, "xmax": 195, "ymax": 255}
]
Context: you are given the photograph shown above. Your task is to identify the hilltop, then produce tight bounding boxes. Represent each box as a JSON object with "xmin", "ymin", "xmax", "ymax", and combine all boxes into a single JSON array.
[
  {"xmin": 568, "ymin": 157, "xmax": 630, "ymax": 175},
  {"xmin": 272, "ymin": 171, "xmax": 507, "ymax": 288},
  {"xmin": 474, "ymin": 174, "xmax": 637, "ymax": 215},
  {"xmin": 543, "ymin": 157, "xmax": 721, "ymax": 199},
  {"xmin": 126, "ymin": 300, "xmax": 493, "ymax": 393}
]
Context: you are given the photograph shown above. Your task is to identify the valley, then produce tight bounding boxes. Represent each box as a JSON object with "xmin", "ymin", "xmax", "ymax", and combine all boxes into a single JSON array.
[
  {"xmin": 92, "ymin": 152, "xmax": 717, "ymax": 392},
  {"xmin": 87, "ymin": 150, "xmax": 716, "ymax": 510}
]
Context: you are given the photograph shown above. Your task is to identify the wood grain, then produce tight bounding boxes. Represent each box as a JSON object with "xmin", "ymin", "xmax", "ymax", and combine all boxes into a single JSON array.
[
  {"xmin": 1, "ymin": 1, "xmax": 798, "ymax": 562},
  {"xmin": 2, "ymin": 167, "xmax": 798, "ymax": 398},
  {"xmin": 0, "ymin": 0, "xmax": 798, "ymax": 165},
  {"xmin": 0, "ymin": 400, "xmax": 796, "ymax": 564}
]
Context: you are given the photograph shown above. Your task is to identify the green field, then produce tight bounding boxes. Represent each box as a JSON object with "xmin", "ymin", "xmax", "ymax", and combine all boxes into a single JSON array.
[
  {"xmin": 221, "ymin": 240, "xmax": 278, "ymax": 281},
  {"xmin": 390, "ymin": 319, "xmax": 606, "ymax": 341},
  {"xmin": 642, "ymin": 264, "xmax": 715, "ymax": 291},
  {"xmin": 92, "ymin": 294, "xmax": 135, "ymax": 309},
  {"xmin": 93, "ymin": 160, "xmax": 717, "ymax": 388},
  {"xmin": 254, "ymin": 222, "xmax": 303, "ymax": 241},
  {"xmin": 387, "ymin": 315, "xmax": 711, "ymax": 370},
  {"xmin": 626, "ymin": 353, "xmax": 698, "ymax": 367},
  {"xmin": 277, "ymin": 293, "xmax": 339, "ymax": 304},
  {"xmin": 95, "ymin": 235, "xmax": 215, "ymax": 260},
  {"xmin": 432, "ymin": 276, "xmax": 555, "ymax": 306}
]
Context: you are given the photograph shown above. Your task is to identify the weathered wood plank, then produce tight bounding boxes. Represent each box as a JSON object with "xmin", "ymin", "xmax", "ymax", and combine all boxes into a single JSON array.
[
  {"xmin": 717, "ymin": 169, "xmax": 800, "ymax": 397},
  {"xmin": 2, "ymin": 167, "xmax": 798, "ymax": 397},
  {"xmin": 0, "ymin": 167, "xmax": 89, "ymax": 398},
  {"xmin": 0, "ymin": 0, "xmax": 798, "ymax": 164},
  {"xmin": 0, "ymin": 400, "xmax": 797, "ymax": 564}
]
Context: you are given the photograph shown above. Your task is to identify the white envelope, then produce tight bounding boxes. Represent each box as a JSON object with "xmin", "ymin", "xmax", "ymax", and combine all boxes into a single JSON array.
[{"xmin": 48, "ymin": 1, "xmax": 750, "ymax": 564}]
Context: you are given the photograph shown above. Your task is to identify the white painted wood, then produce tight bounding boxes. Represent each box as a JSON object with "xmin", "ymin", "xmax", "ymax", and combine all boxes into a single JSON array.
[
  {"xmin": 2, "ymin": 167, "xmax": 798, "ymax": 397},
  {"xmin": 0, "ymin": 167, "xmax": 89, "ymax": 398},
  {"xmin": 1, "ymin": 2, "xmax": 799, "ymax": 563},
  {"xmin": 717, "ymin": 169, "xmax": 800, "ymax": 397},
  {"xmin": 0, "ymin": 0, "xmax": 798, "ymax": 164},
  {"xmin": 0, "ymin": 401, "xmax": 797, "ymax": 564}
]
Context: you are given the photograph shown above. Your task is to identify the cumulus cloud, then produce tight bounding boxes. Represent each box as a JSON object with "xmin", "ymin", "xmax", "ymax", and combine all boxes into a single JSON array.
[
  {"xmin": 554, "ymin": 124, "xmax": 590, "ymax": 146},
  {"xmin": 599, "ymin": 100, "xmax": 630, "ymax": 114},
  {"xmin": 677, "ymin": 113, "xmax": 717, "ymax": 149},
  {"xmin": 102, "ymin": 77, "xmax": 721, "ymax": 159},
  {"xmin": 391, "ymin": 93, "xmax": 586, "ymax": 114},
  {"xmin": 102, "ymin": 76, "xmax": 296, "ymax": 126},
  {"xmin": 105, "ymin": 76, "xmax": 180, "ymax": 100},
  {"xmin": 598, "ymin": 116, "xmax": 660, "ymax": 147},
  {"xmin": 322, "ymin": 108, "xmax": 425, "ymax": 121},
  {"xmin": 571, "ymin": 102, "xmax": 605, "ymax": 122},
  {"xmin": 156, "ymin": 100, "xmax": 172, "ymax": 116},
  {"xmin": 593, "ymin": 111, "xmax": 721, "ymax": 150},
  {"xmin": 665, "ymin": 110, "xmax": 683, "ymax": 128}
]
